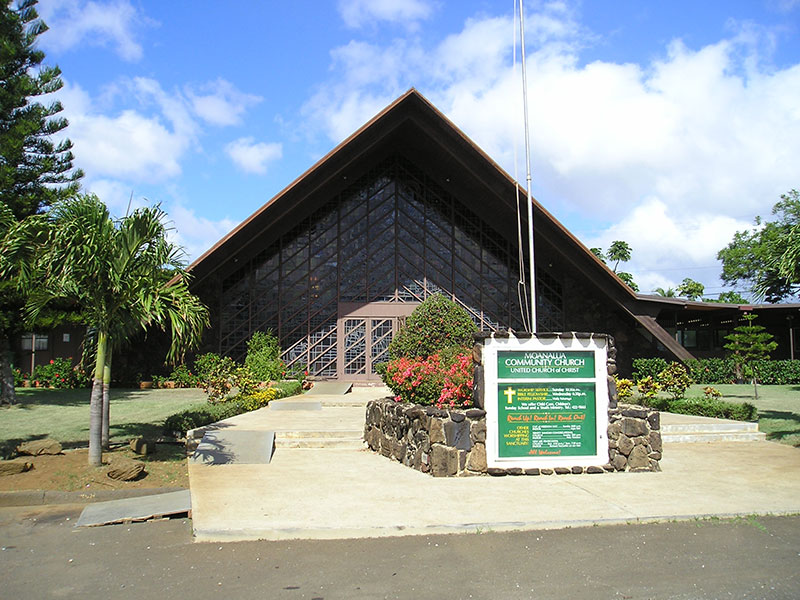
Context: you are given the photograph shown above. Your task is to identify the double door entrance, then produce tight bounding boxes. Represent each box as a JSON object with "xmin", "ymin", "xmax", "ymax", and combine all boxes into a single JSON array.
[{"xmin": 336, "ymin": 303, "xmax": 418, "ymax": 381}]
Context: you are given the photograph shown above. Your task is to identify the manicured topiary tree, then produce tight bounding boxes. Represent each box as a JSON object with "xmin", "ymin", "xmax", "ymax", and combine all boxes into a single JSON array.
[{"xmin": 388, "ymin": 293, "xmax": 477, "ymax": 360}]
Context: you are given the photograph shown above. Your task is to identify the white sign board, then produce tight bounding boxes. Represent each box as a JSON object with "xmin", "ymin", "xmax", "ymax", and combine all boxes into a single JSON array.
[{"xmin": 484, "ymin": 334, "xmax": 609, "ymax": 469}]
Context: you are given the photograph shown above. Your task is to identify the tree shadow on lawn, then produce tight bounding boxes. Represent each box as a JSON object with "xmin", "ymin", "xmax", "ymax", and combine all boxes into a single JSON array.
[
  {"xmin": 759, "ymin": 409, "xmax": 800, "ymax": 446},
  {"xmin": 10, "ymin": 388, "xmax": 91, "ymax": 408}
]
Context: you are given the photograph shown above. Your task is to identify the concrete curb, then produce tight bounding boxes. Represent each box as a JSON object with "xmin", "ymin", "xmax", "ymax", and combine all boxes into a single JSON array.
[{"xmin": 0, "ymin": 487, "xmax": 187, "ymax": 508}]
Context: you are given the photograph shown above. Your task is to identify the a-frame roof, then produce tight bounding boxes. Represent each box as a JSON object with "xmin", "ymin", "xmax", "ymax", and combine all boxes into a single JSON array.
[{"xmin": 187, "ymin": 88, "xmax": 693, "ymax": 360}]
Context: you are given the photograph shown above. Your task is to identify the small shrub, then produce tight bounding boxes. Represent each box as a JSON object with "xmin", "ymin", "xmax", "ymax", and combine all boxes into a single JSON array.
[
  {"xmin": 203, "ymin": 355, "xmax": 240, "ymax": 403},
  {"xmin": 703, "ymin": 386, "xmax": 722, "ymax": 400},
  {"xmin": 13, "ymin": 368, "xmax": 26, "ymax": 387},
  {"xmin": 32, "ymin": 358, "xmax": 80, "ymax": 388},
  {"xmin": 163, "ymin": 402, "xmax": 246, "ymax": 436},
  {"xmin": 388, "ymin": 294, "xmax": 477, "ymax": 360},
  {"xmin": 636, "ymin": 376, "xmax": 660, "ymax": 399},
  {"xmin": 194, "ymin": 353, "xmax": 224, "ymax": 384},
  {"xmin": 613, "ymin": 376, "xmax": 634, "ymax": 400},
  {"xmin": 245, "ymin": 330, "xmax": 285, "ymax": 382},
  {"xmin": 233, "ymin": 387, "xmax": 279, "ymax": 412},
  {"xmin": 657, "ymin": 362, "xmax": 693, "ymax": 400},
  {"xmin": 168, "ymin": 364, "xmax": 199, "ymax": 388},
  {"xmin": 632, "ymin": 358, "xmax": 669, "ymax": 382}
]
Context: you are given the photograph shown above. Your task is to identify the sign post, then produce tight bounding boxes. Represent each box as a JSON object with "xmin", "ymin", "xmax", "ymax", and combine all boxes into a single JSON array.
[{"xmin": 484, "ymin": 334, "xmax": 609, "ymax": 469}]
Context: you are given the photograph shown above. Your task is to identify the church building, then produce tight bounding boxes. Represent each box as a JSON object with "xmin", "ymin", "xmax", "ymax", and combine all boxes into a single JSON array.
[{"xmin": 186, "ymin": 90, "xmax": 800, "ymax": 381}]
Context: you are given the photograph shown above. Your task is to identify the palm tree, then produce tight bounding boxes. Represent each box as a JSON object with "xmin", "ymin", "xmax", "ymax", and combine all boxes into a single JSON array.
[
  {"xmin": 654, "ymin": 287, "xmax": 676, "ymax": 297},
  {"xmin": 23, "ymin": 195, "xmax": 209, "ymax": 465}
]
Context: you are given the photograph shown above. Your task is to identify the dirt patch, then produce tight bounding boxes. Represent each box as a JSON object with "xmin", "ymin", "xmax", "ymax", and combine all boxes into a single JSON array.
[{"xmin": 0, "ymin": 444, "xmax": 189, "ymax": 492}]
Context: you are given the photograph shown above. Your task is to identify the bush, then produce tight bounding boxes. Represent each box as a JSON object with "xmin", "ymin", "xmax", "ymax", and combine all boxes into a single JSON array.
[
  {"xmin": 632, "ymin": 358, "xmax": 669, "ymax": 382},
  {"xmin": 703, "ymin": 386, "xmax": 722, "ymax": 400},
  {"xmin": 245, "ymin": 330, "xmax": 285, "ymax": 382},
  {"xmin": 636, "ymin": 376, "xmax": 659, "ymax": 399},
  {"xmin": 32, "ymin": 358, "xmax": 81, "ymax": 388},
  {"xmin": 613, "ymin": 376, "xmax": 634, "ymax": 400},
  {"xmin": 194, "ymin": 353, "xmax": 224, "ymax": 384},
  {"xmin": 685, "ymin": 358, "xmax": 736, "ymax": 384},
  {"xmin": 657, "ymin": 362, "xmax": 693, "ymax": 400},
  {"xmin": 201, "ymin": 355, "xmax": 240, "ymax": 403},
  {"xmin": 382, "ymin": 350, "xmax": 473, "ymax": 408},
  {"xmin": 163, "ymin": 402, "xmax": 246, "ymax": 436},
  {"xmin": 13, "ymin": 368, "xmax": 26, "ymax": 387},
  {"xmin": 163, "ymin": 378, "xmax": 304, "ymax": 435},
  {"xmin": 167, "ymin": 364, "xmax": 200, "ymax": 388},
  {"xmin": 388, "ymin": 294, "xmax": 477, "ymax": 360},
  {"xmin": 685, "ymin": 358, "xmax": 800, "ymax": 385},
  {"xmin": 640, "ymin": 396, "xmax": 757, "ymax": 422}
]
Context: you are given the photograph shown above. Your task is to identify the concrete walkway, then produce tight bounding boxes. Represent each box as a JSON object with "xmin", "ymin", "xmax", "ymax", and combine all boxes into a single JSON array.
[{"xmin": 188, "ymin": 387, "xmax": 800, "ymax": 542}]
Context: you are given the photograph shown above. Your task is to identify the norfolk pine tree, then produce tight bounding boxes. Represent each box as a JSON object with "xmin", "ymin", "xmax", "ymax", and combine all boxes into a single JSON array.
[
  {"xmin": 724, "ymin": 313, "xmax": 777, "ymax": 400},
  {"xmin": 0, "ymin": 0, "xmax": 83, "ymax": 405}
]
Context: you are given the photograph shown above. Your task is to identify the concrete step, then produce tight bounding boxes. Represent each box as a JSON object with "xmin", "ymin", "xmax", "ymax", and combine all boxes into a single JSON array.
[
  {"xmin": 275, "ymin": 429, "xmax": 364, "ymax": 449},
  {"xmin": 661, "ymin": 419, "xmax": 765, "ymax": 443},
  {"xmin": 276, "ymin": 439, "xmax": 365, "ymax": 449},
  {"xmin": 662, "ymin": 430, "xmax": 766, "ymax": 443}
]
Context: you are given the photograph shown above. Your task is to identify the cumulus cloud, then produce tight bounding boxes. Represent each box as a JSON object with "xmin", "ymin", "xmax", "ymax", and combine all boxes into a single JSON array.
[
  {"xmin": 37, "ymin": 0, "xmax": 149, "ymax": 61},
  {"xmin": 58, "ymin": 79, "xmax": 194, "ymax": 182},
  {"xmin": 338, "ymin": 0, "xmax": 434, "ymax": 29},
  {"xmin": 167, "ymin": 202, "xmax": 239, "ymax": 264},
  {"xmin": 187, "ymin": 79, "xmax": 263, "ymax": 127},
  {"xmin": 225, "ymin": 137, "xmax": 283, "ymax": 174},
  {"xmin": 300, "ymin": 6, "xmax": 800, "ymax": 295}
]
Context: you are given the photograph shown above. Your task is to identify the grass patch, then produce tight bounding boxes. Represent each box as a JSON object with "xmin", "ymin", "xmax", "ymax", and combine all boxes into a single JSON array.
[{"xmin": 1, "ymin": 387, "xmax": 207, "ymax": 459}]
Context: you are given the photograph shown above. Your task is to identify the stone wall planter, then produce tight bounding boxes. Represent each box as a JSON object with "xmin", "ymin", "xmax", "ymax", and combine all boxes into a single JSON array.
[{"xmin": 364, "ymin": 399, "xmax": 660, "ymax": 476}]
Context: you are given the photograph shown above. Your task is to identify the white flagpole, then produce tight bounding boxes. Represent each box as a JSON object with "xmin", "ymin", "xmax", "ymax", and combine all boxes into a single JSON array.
[{"xmin": 518, "ymin": 0, "xmax": 537, "ymax": 332}]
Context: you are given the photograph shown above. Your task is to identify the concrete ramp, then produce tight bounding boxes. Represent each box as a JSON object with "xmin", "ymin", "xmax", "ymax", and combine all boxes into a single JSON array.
[
  {"xmin": 76, "ymin": 490, "xmax": 191, "ymax": 528},
  {"xmin": 191, "ymin": 430, "xmax": 275, "ymax": 465},
  {"xmin": 305, "ymin": 382, "xmax": 353, "ymax": 395}
]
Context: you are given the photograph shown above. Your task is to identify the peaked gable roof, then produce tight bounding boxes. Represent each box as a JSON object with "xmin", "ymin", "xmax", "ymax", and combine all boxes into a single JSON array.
[{"xmin": 187, "ymin": 88, "xmax": 694, "ymax": 359}]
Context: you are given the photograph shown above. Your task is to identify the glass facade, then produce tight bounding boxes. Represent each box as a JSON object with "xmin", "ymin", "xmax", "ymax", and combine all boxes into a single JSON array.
[{"xmin": 217, "ymin": 156, "xmax": 564, "ymax": 377}]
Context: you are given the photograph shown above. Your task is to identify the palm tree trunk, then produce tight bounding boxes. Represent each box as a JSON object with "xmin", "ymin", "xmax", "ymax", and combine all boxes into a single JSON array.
[
  {"xmin": 101, "ymin": 349, "xmax": 112, "ymax": 449},
  {"xmin": 0, "ymin": 333, "xmax": 17, "ymax": 406},
  {"xmin": 88, "ymin": 332, "xmax": 107, "ymax": 466}
]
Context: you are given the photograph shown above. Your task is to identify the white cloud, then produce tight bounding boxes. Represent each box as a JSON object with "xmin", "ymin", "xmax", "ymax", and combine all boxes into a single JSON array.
[
  {"xmin": 58, "ymin": 79, "xmax": 195, "ymax": 183},
  {"xmin": 167, "ymin": 203, "xmax": 238, "ymax": 264},
  {"xmin": 38, "ymin": 0, "xmax": 148, "ymax": 61},
  {"xmin": 225, "ymin": 137, "xmax": 283, "ymax": 174},
  {"xmin": 187, "ymin": 79, "xmax": 263, "ymax": 127},
  {"xmin": 338, "ymin": 0, "xmax": 434, "ymax": 29},
  {"xmin": 300, "ymin": 7, "xmax": 800, "ymax": 295}
]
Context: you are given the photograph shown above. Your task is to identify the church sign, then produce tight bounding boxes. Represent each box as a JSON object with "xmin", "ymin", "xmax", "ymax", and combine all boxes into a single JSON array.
[{"xmin": 484, "ymin": 335, "xmax": 609, "ymax": 469}]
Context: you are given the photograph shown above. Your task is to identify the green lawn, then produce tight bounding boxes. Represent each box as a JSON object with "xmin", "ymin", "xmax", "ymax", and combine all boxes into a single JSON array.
[
  {"xmin": 631, "ymin": 384, "xmax": 800, "ymax": 447},
  {"xmin": 1, "ymin": 387, "xmax": 207, "ymax": 458}
]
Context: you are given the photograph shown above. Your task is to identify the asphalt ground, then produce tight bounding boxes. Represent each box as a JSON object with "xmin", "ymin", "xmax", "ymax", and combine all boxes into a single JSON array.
[{"xmin": 1, "ymin": 504, "xmax": 798, "ymax": 599}]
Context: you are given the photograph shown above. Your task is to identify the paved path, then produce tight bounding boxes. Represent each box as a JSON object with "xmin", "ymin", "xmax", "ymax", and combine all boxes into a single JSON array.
[
  {"xmin": 188, "ymin": 387, "xmax": 800, "ymax": 542},
  {"xmin": 3, "ymin": 504, "xmax": 799, "ymax": 599}
]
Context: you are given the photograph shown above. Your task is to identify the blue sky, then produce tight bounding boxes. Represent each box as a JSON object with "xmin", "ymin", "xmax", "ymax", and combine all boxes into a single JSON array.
[{"xmin": 35, "ymin": 0, "xmax": 800, "ymax": 299}]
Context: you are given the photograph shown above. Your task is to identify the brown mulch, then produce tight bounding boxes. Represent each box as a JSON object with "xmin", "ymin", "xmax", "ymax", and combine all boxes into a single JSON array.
[{"xmin": 0, "ymin": 444, "xmax": 189, "ymax": 492}]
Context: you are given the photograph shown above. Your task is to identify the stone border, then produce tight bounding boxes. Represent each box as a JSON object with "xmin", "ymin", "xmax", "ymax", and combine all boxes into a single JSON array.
[{"xmin": 364, "ymin": 399, "xmax": 661, "ymax": 476}]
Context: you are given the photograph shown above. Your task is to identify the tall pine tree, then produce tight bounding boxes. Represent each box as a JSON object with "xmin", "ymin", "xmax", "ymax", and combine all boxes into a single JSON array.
[
  {"xmin": 0, "ymin": 0, "xmax": 82, "ymax": 405},
  {"xmin": 724, "ymin": 313, "xmax": 777, "ymax": 400}
]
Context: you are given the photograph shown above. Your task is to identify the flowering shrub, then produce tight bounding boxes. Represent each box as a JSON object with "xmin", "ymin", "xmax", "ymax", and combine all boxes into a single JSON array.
[
  {"xmin": 32, "ymin": 358, "xmax": 80, "ymax": 388},
  {"xmin": 234, "ymin": 387, "xmax": 279, "ymax": 411},
  {"xmin": 703, "ymin": 386, "xmax": 722, "ymax": 400},
  {"xmin": 13, "ymin": 368, "xmax": 26, "ymax": 387},
  {"xmin": 383, "ymin": 351, "xmax": 473, "ymax": 409},
  {"xmin": 167, "ymin": 364, "xmax": 200, "ymax": 388}
]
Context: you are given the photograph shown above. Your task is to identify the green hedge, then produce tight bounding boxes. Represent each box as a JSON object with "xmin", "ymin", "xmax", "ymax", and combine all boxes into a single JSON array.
[
  {"xmin": 635, "ymin": 357, "xmax": 800, "ymax": 385},
  {"xmin": 641, "ymin": 396, "xmax": 758, "ymax": 421},
  {"xmin": 163, "ymin": 380, "xmax": 303, "ymax": 435},
  {"xmin": 631, "ymin": 358, "xmax": 669, "ymax": 382}
]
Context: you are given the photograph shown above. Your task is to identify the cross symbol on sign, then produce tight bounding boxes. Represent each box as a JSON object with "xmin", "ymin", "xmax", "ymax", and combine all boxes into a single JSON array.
[{"xmin": 503, "ymin": 387, "xmax": 516, "ymax": 404}]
